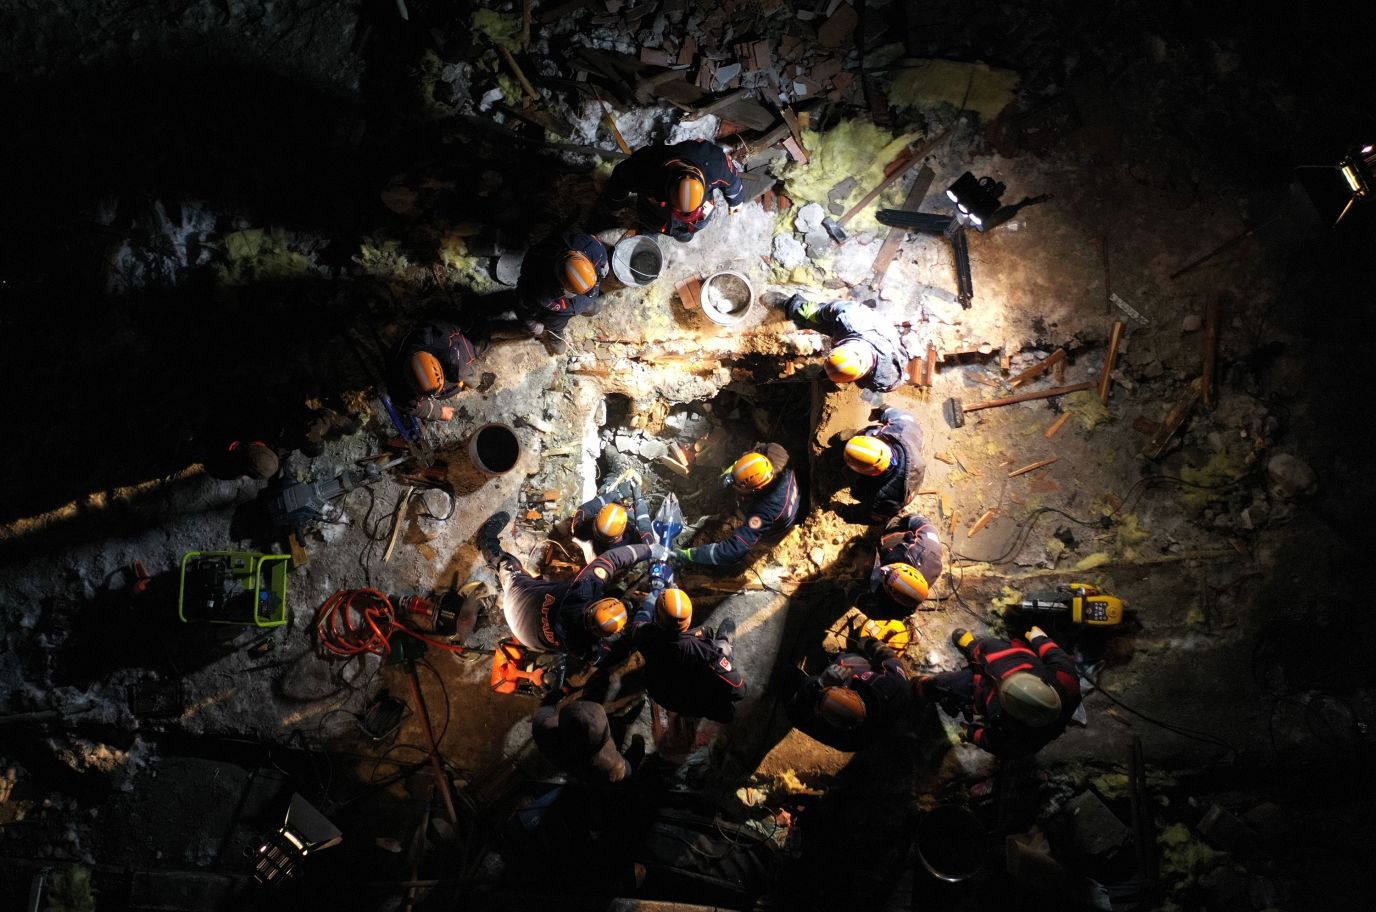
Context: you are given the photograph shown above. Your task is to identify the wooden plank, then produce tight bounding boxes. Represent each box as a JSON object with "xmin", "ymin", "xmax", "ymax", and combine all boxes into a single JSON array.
[
  {"xmin": 924, "ymin": 343, "xmax": 936, "ymax": 386},
  {"xmin": 1145, "ymin": 378, "xmax": 1203, "ymax": 460},
  {"xmin": 1098, "ymin": 321, "xmax": 1124, "ymax": 404},
  {"xmin": 1044, "ymin": 412, "xmax": 1072, "ymax": 438},
  {"xmin": 1008, "ymin": 458, "xmax": 1058, "ymax": 478},
  {"xmin": 382, "ymin": 486, "xmax": 415, "ymax": 563},
  {"xmin": 869, "ymin": 165, "xmax": 935, "ymax": 288},
  {"xmin": 968, "ymin": 509, "xmax": 997, "ymax": 538},
  {"xmin": 838, "ymin": 127, "xmax": 951, "ymax": 227},
  {"xmin": 1202, "ymin": 296, "xmax": 1220, "ymax": 407},
  {"xmin": 1008, "ymin": 348, "xmax": 1066, "ymax": 388}
]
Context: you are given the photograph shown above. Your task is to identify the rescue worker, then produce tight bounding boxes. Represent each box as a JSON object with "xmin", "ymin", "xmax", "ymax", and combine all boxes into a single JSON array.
[
  {"xmin": 916, "ymin": 627, "xmax": 1082, "ymax": 759},
  {"xmin": 386, "ymin": 319, "xmax": 481, "ymax": 421},
  {"xmin": 515, "ymin": 230, "xmax": 610, "ymax": 336},
  {"xmin": 858, "ymin": 514, "xmax": 945, "ymax": 620},
  {"xmin": 630, "ymin": 588, "xmax": 746, "ymax": 723},
  {"xmin": 787, "ymin": 636, "xmax": 911, "ymax": 751},
  {"xmin": 674, "ymin": 443, "xmax": 800, "ymax": 567},
  {"xmin": 571, "ymin": 470, "xmax": 651, "ymax": 556},
  {"xmin": 531, "ymin": 698, "xmax": 643, "ymax": 785},
  {"xmin": 605, "ymin": 139, "xmax": 745, "ymax": 242},
  {"xmin": 843, "ymin": 408, "xmax": 926, "ymax": 523},
  {"xmin": 786, "ymin": 296, "xmax": 909, "ymax": 393},
  {"xmin": 478, "ymin": 510, "xmax": 658, "ymax": 664}
]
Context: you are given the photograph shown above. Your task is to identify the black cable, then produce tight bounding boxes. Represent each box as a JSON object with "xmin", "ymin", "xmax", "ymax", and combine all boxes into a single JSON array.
[{"xmin": 1091, "ymin": 671, "xmax": 1237, "ymax": 756}]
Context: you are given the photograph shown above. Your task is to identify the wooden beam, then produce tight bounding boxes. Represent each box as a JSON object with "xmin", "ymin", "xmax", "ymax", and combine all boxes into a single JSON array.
[
  {"xmin": 1008, "ymin": 458, "xmax": 1058, "ymax": 478},
  {"xmin": 1098, "ymin": 321, "xmax": 1124, "ymax": 404},
  {"xmin": 1044, "ymin": 412, "xmax": 1072, "ymax": 438},
  {"xmin": 839, "ymin": 127, "xmax": 951, "ymax": 227},
  {"xmin": 1008, "ymin": 348, "xmax": 1066, "ymax": 388},
  {"xmin": 1145, "ymin": 378, "xmax": 1203, "ymax": 459},
  {"xmin": 1202, "ymin": 296, "xmax": 1221, "ymax": 407},
  {"xmin": 869, "ymin": 165, "xmax": 935, "ymax": 289}
]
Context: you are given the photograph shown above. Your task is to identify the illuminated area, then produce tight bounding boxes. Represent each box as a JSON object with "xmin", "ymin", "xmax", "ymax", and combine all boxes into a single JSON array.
[{"xmin": 1, "ymin": 2, "xmax": 1373, "ymax": 910}]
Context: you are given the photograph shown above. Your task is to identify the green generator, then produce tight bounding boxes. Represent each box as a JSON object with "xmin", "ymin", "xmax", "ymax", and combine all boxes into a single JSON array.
[{"xmin": 178, "ymin": 551, "xmax": 289, "ymax": 627}]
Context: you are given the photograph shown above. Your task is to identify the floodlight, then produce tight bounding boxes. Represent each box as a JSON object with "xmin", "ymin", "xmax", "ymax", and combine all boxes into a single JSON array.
[
  {"xmin": 253, "ymin": 794, "xmax": 343, "ymax": 886},
  {"xmin": 945, "ymin": 172, "xmax": 1006, "ymax": 231}
]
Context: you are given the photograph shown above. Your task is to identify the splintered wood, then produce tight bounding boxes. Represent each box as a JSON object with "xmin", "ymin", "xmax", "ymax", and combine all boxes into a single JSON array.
[
  {"xmin": 1099, "ymin": 321, "xmax": 1124, "ymax": 404},
  {"xmin": 1008, "ymin": 458, "xmax": 1058, "ymax": 478},
  {"xmin": 1009, "ymin": 348, "xmax": 1066, "ymax": 388},
  {"xmin": 968, "ymin": 510, "xmax": 997, "ymax": 538},
  {"xmin": 1045, "ymin": 412, "xmax": 1072, "ymax": 438}
]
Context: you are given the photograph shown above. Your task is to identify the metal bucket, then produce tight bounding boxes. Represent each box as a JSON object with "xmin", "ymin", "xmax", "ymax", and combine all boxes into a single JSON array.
[
  {"xmin": 468, "ymin": 423, "xmax": 520, "ymax": 476},
  {"xmin": 700, "ymin": 270, "xmax": 755, "ymax": 325},
  {"xmin": 916, "ymin": 805, "xmax": 987, "ymax": 883},
  {"xmin": 610, "ymin": 235, "xmax": 664, "ymax": 287}
]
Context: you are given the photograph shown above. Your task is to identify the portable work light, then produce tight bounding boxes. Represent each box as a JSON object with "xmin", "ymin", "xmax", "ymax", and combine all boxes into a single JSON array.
[
  {"xmin": 1298, "ymin": 142, "xmax": 1376, "ymax": 227},
  {"xmin": 945, "ymin": 172, "xmax": 1006, "ymax": 229},
  {"xmin": 253, "ymin": 794, "xmax": 343, "ymax": 886},
  {"xmin": 1336, "ymin": 143, "xmax": 1375, "ymax": 223}
]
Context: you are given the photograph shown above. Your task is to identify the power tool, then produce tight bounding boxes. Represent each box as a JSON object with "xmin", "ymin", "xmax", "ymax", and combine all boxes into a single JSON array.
[
  {"xmin": 267, "ymin": 456, "xmax": 407, "ymax": 531},
  {"xmin": 491, "ymin": 639, "xmax": 562, "ymax": 696},
  {"xmin": 1013, "ymin": 583, "xmax": 1126, "ymax": 628}
]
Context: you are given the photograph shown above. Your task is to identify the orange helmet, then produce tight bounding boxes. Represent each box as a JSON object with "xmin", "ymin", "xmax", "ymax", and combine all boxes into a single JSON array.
[
  {"xmin": 730, "ymin": 452, "xmax": 775, "ymax": 493},
  {"xmin": 880, "ymin": 562, "xmax": 929, "ymax": 607},
  {"xmin": 586, "ymin": 598, "xmax": 628, "ymax": 637},
  {"xmin": 594, "ymin": 503, "xmax": 628, "ymax": 542},
  {"xmin": 667, "ymin": 166, "xmax": 706, "ymax": 214},
  {"xmin": 656, "ymin": 588, "xmax": 693, "ymax": 632},
  {"xmin": 844, "ymin": 435, "xmax": 892, "ymax": 476},
  {"xmin": 824, "ymin": 341, "xmax": 877, "ymax": 383},
  {"xmin": 410, "ymin": 351, "xmax": 445, "ymax": 394},
  {"xmin": 559, "ymin": 250, "xmax": 599, "ymax": 295},
  {"xmin": 818, "ymin": 686, "xmax": 866, "ymax": 730}
]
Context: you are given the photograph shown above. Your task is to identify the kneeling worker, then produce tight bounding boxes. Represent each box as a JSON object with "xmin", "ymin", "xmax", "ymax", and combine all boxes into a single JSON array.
[
  {"xmin": 479, "ymin": 511, "xmax": 657, "ymax": 665},
  {"xmin": 605, "ymin": 139, "xmax": 745, "ymax": 242},
  {"xmin": 571, "ymin": 471, "xmax": 651, "ymax": 556},
  {"xmin": 917, "ymin": 627, "xmax": 1082, "ymax": 759},
  {"xmin": 859, "ymin": 514, "xmax": 945, "ymax": 620},
  {"xmin": 787, "ymin": 636, "xmax": 911, "ymax": 751},
  {"xmin": 843, "ymin": 408, "xmax": 927, "ymax": 524},
  {"xmin": 516, "ymin": 230, "xmax": 610, "ymax": 336},
  {"xmin": 388, "ymin": 319, "xmax": 482, "ymax": 422},
  {"xmin": 675, "ymin": 444, "xmax": 800, "ymax": 567},
  {"xmin": 786, "ymin": 296, "xmax": 909, "ymax": 393},
  {"xmin": 630, "ymin": 588, "xmax": 746, "ymax": 723}
]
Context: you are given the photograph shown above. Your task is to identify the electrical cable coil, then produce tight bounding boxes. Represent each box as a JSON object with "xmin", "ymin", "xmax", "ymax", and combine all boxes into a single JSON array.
[{"xmin": 315, "ymin": 588, "xmax": 467, "ymax": 658}]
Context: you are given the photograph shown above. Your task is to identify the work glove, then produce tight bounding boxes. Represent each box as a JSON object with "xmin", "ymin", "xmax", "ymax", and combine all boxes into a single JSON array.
[
  {"xmin": 785, "ymin": 293, "xmax": 819, "ymax": 325},
  {"xmin": 649, "ymin": 544, "xmax": 670, "ymax": 562},
  {"xmin": 438, "ymin": 406, "xmax": 456, "ymax": 421},
  {"xmin": 1027, "ymin": 625, "xmax": 1047, "ymax": 641},
  {"xmin": 673, "ymin": 547, "xmax": 694, "ymax": 564}
]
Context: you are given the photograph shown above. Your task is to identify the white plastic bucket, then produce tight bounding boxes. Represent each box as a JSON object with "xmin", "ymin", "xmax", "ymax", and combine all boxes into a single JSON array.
[{"xmin": 700, "ymin": 270, "xmax": 755, "ymax": 325}]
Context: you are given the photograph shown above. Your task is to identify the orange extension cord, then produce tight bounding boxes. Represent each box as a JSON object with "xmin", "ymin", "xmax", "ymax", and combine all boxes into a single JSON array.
[{"xmin": 314, "ymin": 588, "xmax": 467, "ymax": 659}]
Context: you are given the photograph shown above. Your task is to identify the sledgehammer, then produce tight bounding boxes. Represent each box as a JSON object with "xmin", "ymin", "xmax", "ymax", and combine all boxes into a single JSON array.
[{"xmin": 943, "ymin": 381, "xmax": 1092, "ymax": 428}]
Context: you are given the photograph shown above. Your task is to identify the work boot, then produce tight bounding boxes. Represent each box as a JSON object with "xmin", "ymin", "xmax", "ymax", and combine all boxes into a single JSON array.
[
  {"xmin": 715, "ymin": 616, "xmax": 737, "ymax": 645},
  {"xmin": 950, "ymin": 628, "xmax": 975, "ymax": 657},
  {"xmin": 478, "ymin": 511, "xmax": 511, "ymax": 565}
]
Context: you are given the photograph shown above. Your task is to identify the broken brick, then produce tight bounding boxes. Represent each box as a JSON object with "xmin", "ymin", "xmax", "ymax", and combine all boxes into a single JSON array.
[{"xmin": 818, "ymin": 3, "xmax": 857, "ymax": 48}]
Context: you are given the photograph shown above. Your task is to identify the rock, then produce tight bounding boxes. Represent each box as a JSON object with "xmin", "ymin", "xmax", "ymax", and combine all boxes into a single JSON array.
[
  {"xmin": 810, "ymin": 547, "xmax": 826, "ymax": 567},
  {"xmin": 1061, "ymin": 790, "xmax": 1131, "ymax": 860},
  {"xmin": 1266, "ymin": 453, "xmax": 1316, "ymax": 498},
  {"xmin": 638, "ymin": 437, "xmax": 668, "ymax": 460},
  {"xmin": 828, "ymin": 201, "xmax": 845, "ymax": 216},
  {"xmin": 1238, "ymin": 501, "xmax": 1269, "ymax": 530},
  {"xmin": 1182, "ymin": 314, "xmax": 1202, "ymax": 332},
  {"xmin": 804, "ymin": 230, "xmax": 832, "ymax": 259},
  {"xmin": 772, "ymin": 233, "xmax": 808, "ymax": 268},
  {"xmin": 795, "ymin": 202, "xmax": 827, "ymax": 235},
  {"xmin": 1197, "ymin": 803, "xmax": 1250, "ymax": 851},
  {"xmin": 494, "ymin": 252, "xmax": 524, "ymax": 286}
]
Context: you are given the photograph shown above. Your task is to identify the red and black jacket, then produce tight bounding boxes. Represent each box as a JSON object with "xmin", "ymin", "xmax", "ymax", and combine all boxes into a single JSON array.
[
  {"xmin": 606, "ymin": 140, "xmax": 745, "ymax": 240},
  {"xmin": 967, "ymin": 632, "xmax": 1081, "ymax": 758}
]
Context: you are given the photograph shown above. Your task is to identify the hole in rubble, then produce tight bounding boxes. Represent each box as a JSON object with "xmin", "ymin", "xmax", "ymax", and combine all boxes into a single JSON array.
[
  {"xmin": 598, "ymin": 384, "xmax": 812, "ymax": 521},
  {"xmin": 472, "ymin": 423, "xmax": 520, "ymax": 475}
]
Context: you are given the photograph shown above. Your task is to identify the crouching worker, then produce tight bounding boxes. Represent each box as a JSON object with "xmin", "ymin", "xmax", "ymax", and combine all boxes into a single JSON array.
[
  {"xmin": 858, "ymin": 514, "xmax": 945, "ymax": 620},
  {"xmin": 387, "ymin": 319, "xmax": 483, "ymax": 422},
  {"xmin": 916, "ymin": 627, "xmax": 1082, "ymax": 759},
  {"xmin": 675, "ymin": 444, "xmax": 800, "ymax": 568},
  {"xmin": 842, "ymin": 408, "xmax": 926, "ymax": 524},
  {"xmin": 571, "ymin": 470, "xmax": 651, "ymax": 556},
  {"xmin": 787, "ymin": 636, "xmax": 911, "ymax": 751},
  {"xmin": 478, "ymin": 511, "xmax": 657, "ymax": 666},
  {"xmin": 532, "ymin": 698, "xmax": 643, "ymax": 785},
  {"xmin": 515, "ymin": 230, "xmax": 610, "ymax": 336},
  {"xmin": 630, "ymin": 588, "xmax": 746, "ymax": 723},
  {"xmin": 604, "ymin": 139, "xmax": 745, "ymax": 242},
  {"xmin": 786, "ymin": 296, "xmax": 909, "ymax": 393}
]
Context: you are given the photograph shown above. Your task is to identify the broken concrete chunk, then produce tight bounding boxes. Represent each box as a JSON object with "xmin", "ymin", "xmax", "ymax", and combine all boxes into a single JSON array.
[
  {"xmin": 1197, "ymin": 803, "xmax": 1250, "ymax": 851},
  {"xmin": 495, "ymin": 251, "xmax": 524, "ymax": 286},
  {"xmin": 1266, "ymin": 453, "xmax": 1316, "ymax": 498},
  {"xmin": 817, "ymin": 3, "xmax": 857, "ymax": 48},
  {"xmin": 804, "ymin": 230, "xmax": 832, "ymax": 259},
  {"xmin": 795, "ymin": 202, "xmax": 827, "ymax": 235},
  {"xmin": 1062, "ymin": 791, "xmax": 1131, "ymax": 859},
  {"xmin": 772, "ymin": 233, "xmax": 807, "ymax": 268},
  {"xmin": 1182, "ymin": 314, "xmax": 1202, "ymax": 332}
]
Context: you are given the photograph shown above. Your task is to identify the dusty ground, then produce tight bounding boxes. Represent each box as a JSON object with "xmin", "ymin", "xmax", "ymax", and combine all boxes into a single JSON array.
[{"xmin": 2, "ymin": 0, "xmax": 1374, "ymax": 910}]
